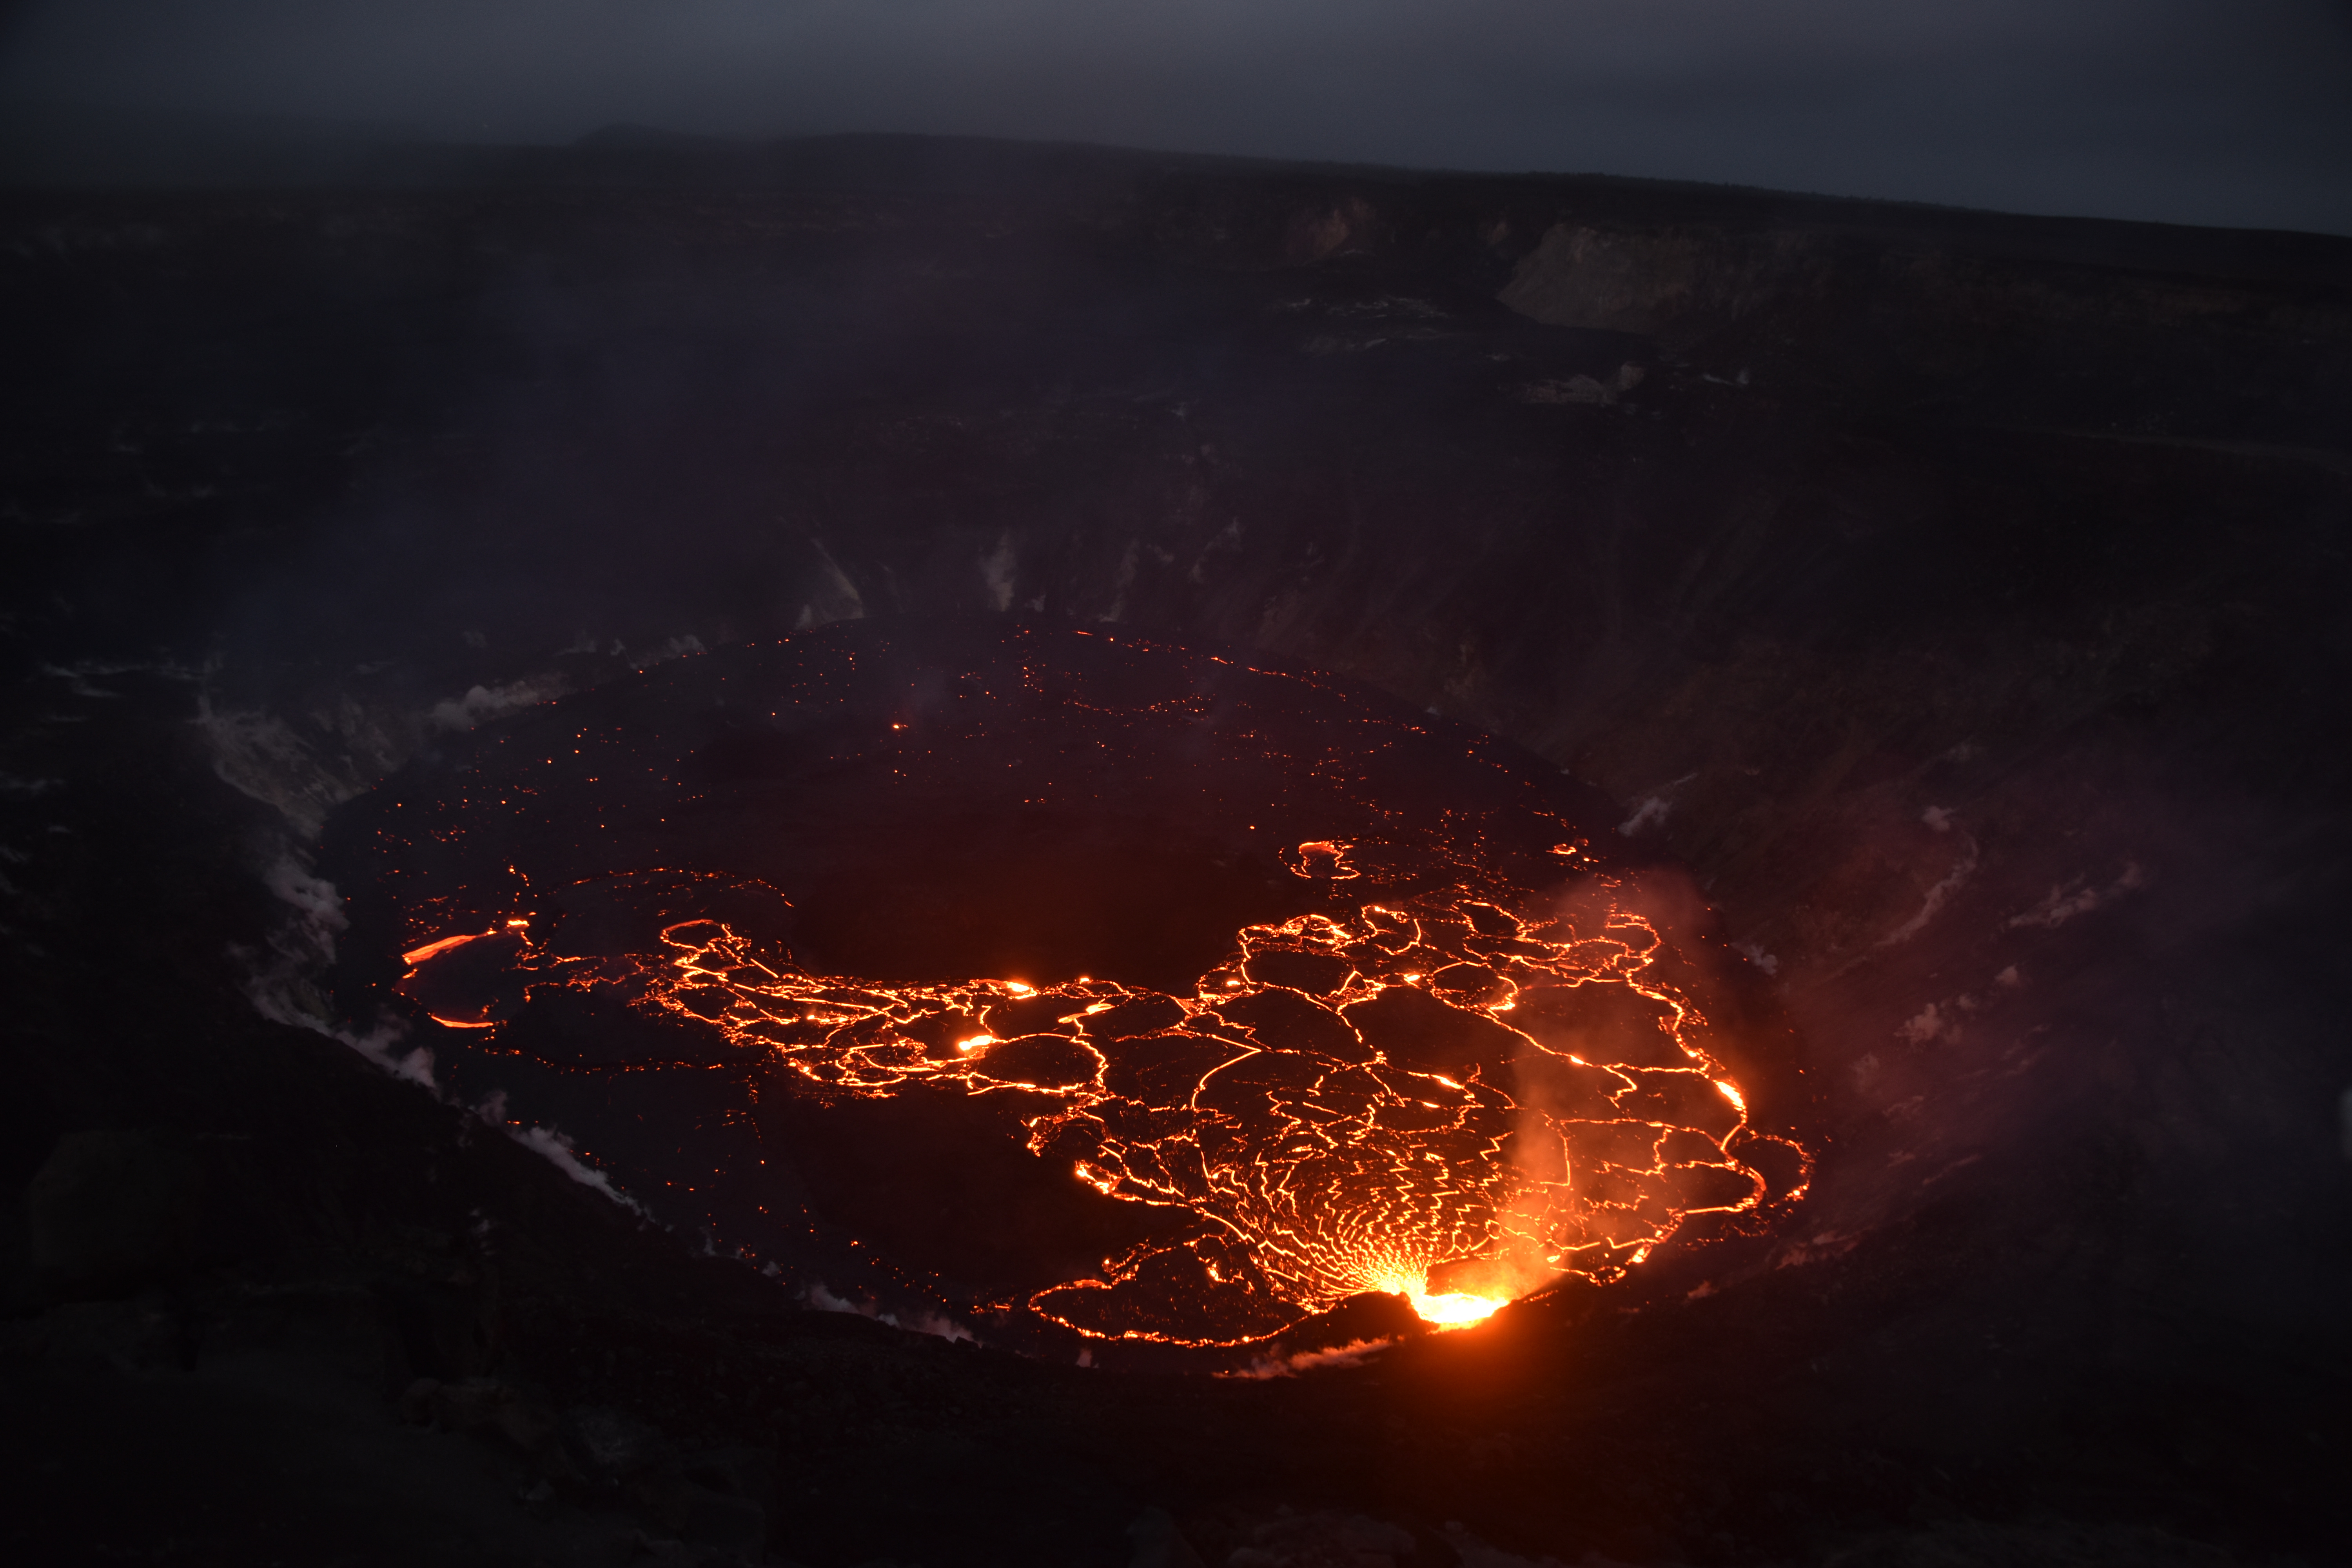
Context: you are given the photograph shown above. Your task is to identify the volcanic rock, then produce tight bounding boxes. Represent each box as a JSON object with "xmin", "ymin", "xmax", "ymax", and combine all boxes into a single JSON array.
[
  {"xmin": 22, "ymin": 1130, "xmax": 205, "ymax": 1302},
  {"xmin": 1128, "ymin": 1506, "xmax": 1212, "ymax": 1568},
  {"xmin": 640, "ymin": 1471, "xmax": 766, "ymax": 1554},
  {"xmin": 1222, "ymin": 1509, "xmax": 1419, "ymax": 1568},
  {"xmin": 407, "ymin": 1376, "xmax": 582, "ymax": 1480}
]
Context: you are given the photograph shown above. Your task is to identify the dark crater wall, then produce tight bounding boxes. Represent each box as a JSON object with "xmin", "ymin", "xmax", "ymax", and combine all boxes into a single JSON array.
[{"xmin": 1, "ymin": 136, "xmax": 2348, "ymax": 1566}]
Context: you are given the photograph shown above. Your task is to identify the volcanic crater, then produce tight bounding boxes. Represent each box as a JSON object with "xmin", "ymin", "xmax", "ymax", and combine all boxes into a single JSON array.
[{"xmin": 4, "ymin": 131, "xmax": 2347, "ymax": 1567}]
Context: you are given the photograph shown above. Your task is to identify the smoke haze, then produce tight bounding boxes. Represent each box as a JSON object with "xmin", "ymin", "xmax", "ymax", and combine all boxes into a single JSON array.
[{"xmin": 2, "ymin": 0, "xmax": 2348, "ymax": 232}]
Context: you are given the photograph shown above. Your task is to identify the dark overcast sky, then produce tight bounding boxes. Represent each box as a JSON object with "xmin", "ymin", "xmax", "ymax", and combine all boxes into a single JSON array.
[{"xmin": 4, "ymin": 0, "xmax": 2349, "ymax": 233}]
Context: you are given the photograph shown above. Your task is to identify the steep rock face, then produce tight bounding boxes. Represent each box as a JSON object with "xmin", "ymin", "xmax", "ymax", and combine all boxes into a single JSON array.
[
  {"xmin": 1, "ymin": 136, "xmax": 2348, "ymax": 1564},
  {"xmin": 1498, "ymin": 222, "xmax": 1829, "ymax": 339}
]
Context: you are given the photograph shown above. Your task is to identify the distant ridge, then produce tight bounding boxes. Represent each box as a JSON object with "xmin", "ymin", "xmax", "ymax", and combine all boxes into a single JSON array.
[{"xmin": 4, "ymin": 105, "xmax": 2347, "ymax": 288}]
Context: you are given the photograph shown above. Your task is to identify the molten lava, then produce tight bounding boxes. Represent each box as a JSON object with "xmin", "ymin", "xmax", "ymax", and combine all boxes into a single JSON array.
[
  {"xmin": 1400, "ymin": 1290, "xmax": 1506, "ymax": 1329},
  {"xmin": 348, "ymin": 622, "xmax": 1811, "ymax": 1351}
]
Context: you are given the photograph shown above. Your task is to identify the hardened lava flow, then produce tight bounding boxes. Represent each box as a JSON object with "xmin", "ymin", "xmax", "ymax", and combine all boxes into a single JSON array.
[{"xmin": 331, "ymin": 622, "xmax": 1813, "ymax": 1354}]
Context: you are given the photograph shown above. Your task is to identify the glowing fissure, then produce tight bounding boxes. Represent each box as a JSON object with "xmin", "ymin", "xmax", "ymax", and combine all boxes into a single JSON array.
[{"xmin": 400, "ymin": 858, "xmax": 1796, "ymax": 1342}]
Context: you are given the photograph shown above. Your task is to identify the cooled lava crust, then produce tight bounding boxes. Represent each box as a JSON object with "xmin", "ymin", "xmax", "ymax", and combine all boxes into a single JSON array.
[{"xmin": 325, "ymin": 621, "xmax": 1811, "ymax": 1363}]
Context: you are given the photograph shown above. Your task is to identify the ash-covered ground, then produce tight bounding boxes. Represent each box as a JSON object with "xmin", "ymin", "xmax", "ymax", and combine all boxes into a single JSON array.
[{"xmin": 2, "ymin": 134, "xmax": 2348, "ymax": 1566}]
